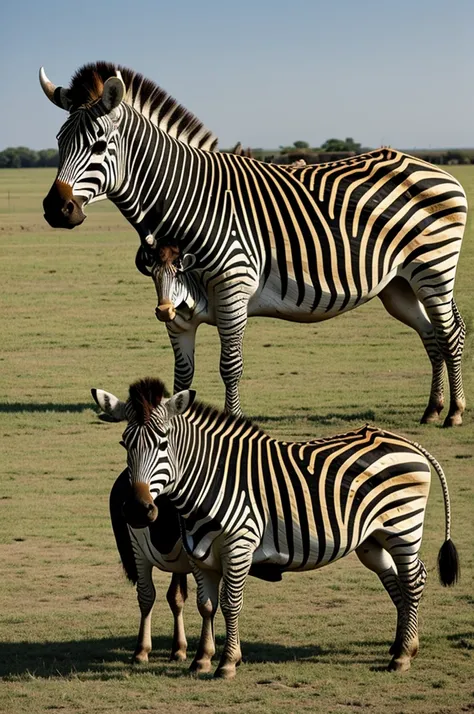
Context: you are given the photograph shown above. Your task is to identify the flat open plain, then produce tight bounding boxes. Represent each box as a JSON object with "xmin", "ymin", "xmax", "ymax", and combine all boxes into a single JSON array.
[{"xmin": 0, "ymin": 166, "xmax": 473, "ymax": 713}]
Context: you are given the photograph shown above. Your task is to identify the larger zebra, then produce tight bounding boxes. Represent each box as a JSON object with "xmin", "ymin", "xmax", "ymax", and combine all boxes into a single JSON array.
[
  {"xmin": 93, "ymin": 377, "xmax": 459, "ymax": 679},
  {"xmin": 40, "ymin": 62, "xmax": 467, "ymax": 426}
]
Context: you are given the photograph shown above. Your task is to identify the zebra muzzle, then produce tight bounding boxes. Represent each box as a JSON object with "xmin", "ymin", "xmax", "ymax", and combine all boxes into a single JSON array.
[
  {"xmin": 155, "ymin": 302, "xmax": 177, "ymax": 322},
  {"xmin": 122, "ymin": 483, "xmax": 159, "ymax": 528}
]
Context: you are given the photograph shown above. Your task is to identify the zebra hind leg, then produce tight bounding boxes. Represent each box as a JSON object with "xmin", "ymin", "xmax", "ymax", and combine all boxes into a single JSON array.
[
  {"xmin": 378, "ymin": 277, "xmax": 445, "ymax": 423},
  {"xmin": 166, "ymin": 573, "xmax": 188, "ymax": 662},
  {"xmin": 386, "ymin": 555, "xmax": 427, "ymax": 671},
  {"xmin": 355, "ymin": 538, "xmax": 405, "ymax": 658},
  {"xmin": 415, "ymin": 287, "xmax": 466, "ymax": 426}
]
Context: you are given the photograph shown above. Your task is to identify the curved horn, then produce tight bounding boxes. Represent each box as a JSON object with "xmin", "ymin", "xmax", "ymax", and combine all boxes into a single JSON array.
[{"xmin": 39, "ymin": 67, "xmax": 71, "ymax": 110}]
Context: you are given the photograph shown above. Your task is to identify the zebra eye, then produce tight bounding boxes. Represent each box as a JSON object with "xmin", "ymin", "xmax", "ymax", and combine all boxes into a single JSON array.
[
  {"xmin": 158, "ymin": 441, "xmax": 168, "ymax": 451},
  {"xmin": 91, "ymin": 140, "xmax": 107, "ymax": 154}
]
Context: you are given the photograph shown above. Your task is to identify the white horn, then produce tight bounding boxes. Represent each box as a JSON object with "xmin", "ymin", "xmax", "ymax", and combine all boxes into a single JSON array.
[{"xmin": 39, "ymin": 67, "xmax": 71, "ymax": 110}]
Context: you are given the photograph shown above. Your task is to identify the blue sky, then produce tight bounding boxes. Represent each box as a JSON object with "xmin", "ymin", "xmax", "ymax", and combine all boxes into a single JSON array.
[{"xmin": 2, "ymin": 0, "xmax": 474, "ymax": 150}]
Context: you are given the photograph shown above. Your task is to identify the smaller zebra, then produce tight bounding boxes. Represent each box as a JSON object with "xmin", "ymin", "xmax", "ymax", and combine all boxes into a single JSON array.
[
  {"xmin": 93, "ymin": 378, "xmax": 459, "ymax": 679},
  {"xmin": 109, "ymin": 469, "xmax": 189, "ymax": 663}
]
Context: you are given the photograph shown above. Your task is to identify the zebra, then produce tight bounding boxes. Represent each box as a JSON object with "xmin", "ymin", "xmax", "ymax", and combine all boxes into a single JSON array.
[
  {"xmin": 109, "ymin": 468, "xmax": 189, "ymax": 663},
  {"xmin": 92, "ymin": 377, "xmax": 460, "ymax": 679},
  {"xmin": 40, "ymin": 62, "xmax": 467, "ymax": 426}
]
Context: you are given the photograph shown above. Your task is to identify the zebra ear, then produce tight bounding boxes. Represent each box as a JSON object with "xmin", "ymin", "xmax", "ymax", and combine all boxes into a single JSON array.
[
  {"xmin": 179, "ymin": 253, "xmax": 197, "ymax": 272},
  {"xmin": 166, "ymin": 390, "xmax": 196, "ymax": 418},
  {"xmin": 101, "ymin": 76, "xmax": 125, "ymax": 113},
  {"xmin": 91, "ymin": 388, "xmax": 127, "ymax": 421}
]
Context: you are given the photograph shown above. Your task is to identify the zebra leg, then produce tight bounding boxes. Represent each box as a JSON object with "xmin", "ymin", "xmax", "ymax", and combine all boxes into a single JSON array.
[
  {"xmin": 133, "ymin": 560, "xmax": 155, "ymax": 664},
  {"xmin": 166, "ymin": 573, "xmax": 188, "ymax": 662},
  {"xmin": 189, "ymin": 568, "xmax": 221, "ymax": 674},
  {"xmin": 214, "ymin": 551, "xmax": 253, "ymax": 679},
  {"xmin": 438, "ymin": 298, "xmax": 466, "ymax": 427},
  {"xmin": 386, "ymin": 555, "xmax": 427, "ymax": 671},
  {"xmin": 378, "ymin": 277, "xmax": 445, "ymax": 423},
  {"xmin": 355, "ymin": 538, "xmax": 405, "ymax": 655},
  {"xmin": 215, "ymin": 291, "xmax": 251, "ymax": 417},
  {"xmin": 373, "ymin": 529, "xmax": 427, "ymax": 671},
  {"xmin": 412, "ymin": 281, "xmax": 466, "ymax": 426},
  {"xmin": 166, "ymin": 322, "xmax": 197, "ymax": 393}
]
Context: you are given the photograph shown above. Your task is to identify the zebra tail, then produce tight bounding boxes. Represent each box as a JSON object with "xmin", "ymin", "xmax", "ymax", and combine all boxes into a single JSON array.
[
  {"xmin": 437, "ymin": 539, "xmax": 460, "ymax": 587},
  {"xmin": 411, "ymin": 441, "xmax": 460, "ymax": 586}
]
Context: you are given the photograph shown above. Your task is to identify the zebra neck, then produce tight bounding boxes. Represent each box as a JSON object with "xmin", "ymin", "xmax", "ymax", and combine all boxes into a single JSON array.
[
  {"xmin": 166, "ymin": 406, "xmax": 262, "ymax": 517},
  {"xmin": 109, "ymin": 105, "xmax": 213, "ymax": 253}
]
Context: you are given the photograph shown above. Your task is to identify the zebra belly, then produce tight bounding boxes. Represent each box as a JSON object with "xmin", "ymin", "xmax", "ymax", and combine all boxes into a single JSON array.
[
  {"xmin": 247, "ymin": 265, "xmax": 399, "ymax": 322},
  {"xmin": 129, "ymin": 526, "xmax": 190, "ymax": 574}
]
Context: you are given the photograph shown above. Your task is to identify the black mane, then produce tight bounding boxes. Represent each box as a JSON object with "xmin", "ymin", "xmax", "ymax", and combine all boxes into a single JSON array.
[
  {"xmin": 128, "ymin": 377, "xmax": 169, "ymax": 425},
  {"xmin": 67, "ymin": 62, "xmax": 218, "ymax": 150}
]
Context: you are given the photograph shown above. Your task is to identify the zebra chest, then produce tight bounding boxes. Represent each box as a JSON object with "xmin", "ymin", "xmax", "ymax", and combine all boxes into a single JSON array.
[{"xmin": 129, "ymin": 525, "xmax": 190, "ymax": 574}]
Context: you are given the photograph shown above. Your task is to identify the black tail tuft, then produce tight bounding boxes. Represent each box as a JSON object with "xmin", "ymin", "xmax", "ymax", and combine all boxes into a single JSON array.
[{"xmin": 438, "ymin": 539, "xmax": 460, "ymax": 586}]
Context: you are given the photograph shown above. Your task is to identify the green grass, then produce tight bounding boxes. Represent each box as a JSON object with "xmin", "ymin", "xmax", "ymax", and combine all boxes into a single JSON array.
[{"xmin": 0, "ymin": 167, "xmax": 473, "ymax": 714}]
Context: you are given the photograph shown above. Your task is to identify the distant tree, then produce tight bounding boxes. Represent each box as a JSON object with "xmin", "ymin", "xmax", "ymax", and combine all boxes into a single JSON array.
[
  {"xmin": 0, "ymin": 146, "xmax": 40, "ymax": 168},
  {"xmin": 319, "ymin": 137, "xmax": 362, "ymax": 152},
  {"xmin": 0, "ymin": 148, "xmax": 23, "ymax": 168},
  {"xmin": 37, "ymin": 149, "xmax": 59, "ymax": 167},
  {"xmin": 16, "ymin": 147, "xmax": 39, "ymax": 167},
  {"xmin": 279, "ymin": 140, "xmax": 311, "ymax": 154}
]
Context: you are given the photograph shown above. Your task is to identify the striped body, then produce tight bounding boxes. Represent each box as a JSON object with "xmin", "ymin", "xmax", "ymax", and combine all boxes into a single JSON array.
[
  {"xmin": 93, "ymin": 380, "xmax": 458, "ymax": 677},
  {"xmin": 141, "ymin": 410, "xmax": 432, "ymax": 573}
]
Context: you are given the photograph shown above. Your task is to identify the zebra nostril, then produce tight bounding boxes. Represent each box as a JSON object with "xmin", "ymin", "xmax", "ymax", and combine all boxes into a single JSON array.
[
  {"xmin": 146, "ymin": 503, "xmax": 155, "ymax": 513},
  {"xmin": 65, "ymin": 200, "xmax": 75, "ymax": 215}
]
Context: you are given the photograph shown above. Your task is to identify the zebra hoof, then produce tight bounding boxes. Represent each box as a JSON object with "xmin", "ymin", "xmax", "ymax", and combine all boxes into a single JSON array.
[
  {"xmin": 387, "ymin": 656, "xmax": 411, "ymax": 672},
  {"xmin": 443, "ymin": 413, "xmax": 463, "ymax": 427},
  {"xmin": 189, "ymin": 658, "xmax": 212, "ymax": 674},
  {"xmin": 420, "ymin": 405, "xmax": 443, "ymax": 424},
  {"xmin": 214, "ymin": 664, "xmax": 237, "ymax": 679}
]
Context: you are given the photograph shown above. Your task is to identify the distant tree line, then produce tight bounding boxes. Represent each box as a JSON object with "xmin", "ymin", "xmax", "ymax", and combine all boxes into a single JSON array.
[
  {"xmin": 278, "ymin": 137, "xmax": 364, "ymax": 154},
  {"xmin": 0, "ymin": 147, "xmax": 59, "ymax": 168},
  {"xmin": 2, "ymin": 142, "xmax": 474, "ymax": 168}
]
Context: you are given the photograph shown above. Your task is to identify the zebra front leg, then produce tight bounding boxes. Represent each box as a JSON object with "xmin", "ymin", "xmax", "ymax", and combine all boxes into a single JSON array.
[
  {"xmin": 214, "ymin": 551, "xmax": 253, "ymax": 679},
  {"xmin": 167, "ymin": 573, "xmax": 188, "ymax": 662},
  {"xmin": 133, "ymin": 560, "xmax": 155, "ymax": 664},
  {"xmin": 216, "ymin": 296, "xmax": 250, "ymax": 416},
  {"xmin": 189, "ymin": 567, "xmax": 221, "ymax": 674},
  {"xmin": 166, "ymin": 322, "xmax": 197, "ymax": 393}
]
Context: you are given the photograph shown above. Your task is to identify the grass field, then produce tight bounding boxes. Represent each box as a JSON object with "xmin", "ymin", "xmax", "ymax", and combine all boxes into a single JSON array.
[{"xmin": 0, "ymin": 167, "xmax": 473, "ymax": 714}]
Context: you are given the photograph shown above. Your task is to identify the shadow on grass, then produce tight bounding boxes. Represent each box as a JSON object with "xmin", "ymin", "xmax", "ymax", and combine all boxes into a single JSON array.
[
  {"xmin": 250, "ymin": 410, "xmax": 376, "ymax": 426},
  {"xmin": 0, "ymin": 402, "xmax": 94, "ymax": 414},
  {"xmin": 0, "ymin": 634, "xmax": 394, "ymax": 680}
]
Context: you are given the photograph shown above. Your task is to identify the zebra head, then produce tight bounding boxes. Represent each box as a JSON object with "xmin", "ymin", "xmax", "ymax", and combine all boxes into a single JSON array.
[
  {"xmin": 91, "ymin": 379, "xmax": 195, "ymax": 529},
  {"xmin": 151, "ymin": 247, "xmax": 198, "ymax": 326},
  {"xmin": 40, "ymin": 66, "xmax": 125, "ymax": 229}
]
